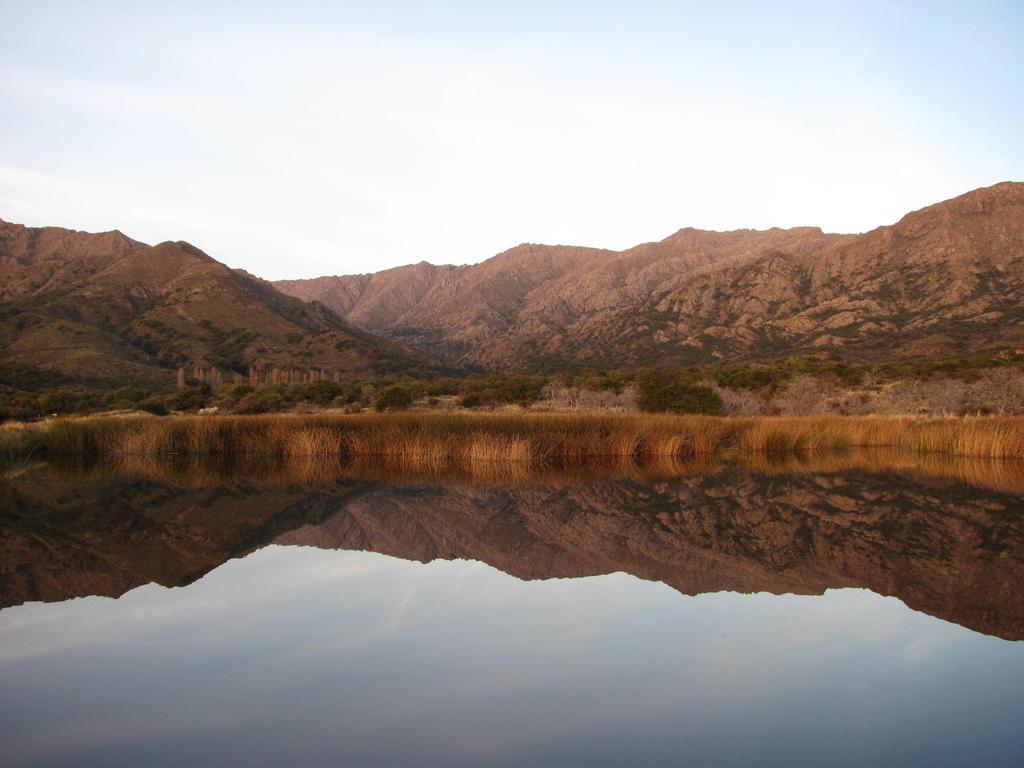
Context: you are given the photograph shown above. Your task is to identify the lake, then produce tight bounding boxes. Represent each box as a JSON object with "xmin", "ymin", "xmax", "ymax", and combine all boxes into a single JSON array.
[{"xmin": 1, "ymin": 454, "xmax": 1023, "ymax": 766}]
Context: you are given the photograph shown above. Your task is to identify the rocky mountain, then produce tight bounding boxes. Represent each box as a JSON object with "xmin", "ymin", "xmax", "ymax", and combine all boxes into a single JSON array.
[
  {"xmin": 2, "ymin": 463, "xmax": 1022, "ymax": 639},
  {"xmin": 276, "ymin": 182, "xmax": 1024, "ymax": 369},
  {"xmin": 0, "ymin": 219, "xmax": 428, "ymax": 389}
]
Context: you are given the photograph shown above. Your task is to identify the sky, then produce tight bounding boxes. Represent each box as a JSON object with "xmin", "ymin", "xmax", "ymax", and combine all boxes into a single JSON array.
[{"xmin": 1, "ymin": 1, "xmax": 1022, "ymax": 280}]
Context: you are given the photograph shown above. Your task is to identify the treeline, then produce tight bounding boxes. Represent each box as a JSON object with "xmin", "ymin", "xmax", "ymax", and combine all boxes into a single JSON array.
[{"xmin": 2, "ymin": 354, "xmax": 1023, "ymax": 421}]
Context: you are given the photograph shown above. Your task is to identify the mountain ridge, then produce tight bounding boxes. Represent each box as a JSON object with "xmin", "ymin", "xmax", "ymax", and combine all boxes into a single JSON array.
[
  {"xmin": 0, "ymin": 219, "xmax": 430, "ymax": 388},
  {"xmin": 275, "ymin": 182, "xmax": 1024, "ymax": 369},
  {"xmin": 3, "ymin": 181, "xmax": 1021, "ymax": 389}
]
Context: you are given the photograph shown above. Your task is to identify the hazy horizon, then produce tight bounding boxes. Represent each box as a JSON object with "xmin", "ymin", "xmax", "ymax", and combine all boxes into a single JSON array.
[
  {"xmin": 4, "ymin": 180, "xmax": 1021, "ymax": 282},
  {"xmin": 2, "ymin": 1, "xmax": 1022, "ymax": 280}
]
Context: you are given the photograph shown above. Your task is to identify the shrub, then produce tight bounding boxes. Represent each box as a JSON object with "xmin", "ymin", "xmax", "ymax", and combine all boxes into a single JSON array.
[
  {"xmin": 299, "ymin": 380, "xmax": 348, "ymax": 406},
  {"xmin": 38, "ymin": 389, "xmax": 81, "ymax": 415},
  {"xmin": 227, "ymin": 384, "xmax": 255, "ymax": 399},
  {"xmin": 375, "ymin": 385, "xmax": 414, "ymax": 411},
  {"xmin": 0, "ymin": 391, "xmax": 41, "ymax": 421},
  {"xmin": 716, "ymin": 386, "xmax": 770, "ymax": 415},
  {"xmin": 235, "ymin": 389, "xmax": 287, "ymax": 414},
  {"xmin": 541, "ymin": 384, "xmax": 637, "ymax": 412},
  {"xmin": 492, "ymin": 375, "xmax": 546, "ymax": 405},
  {"xmin": 772, "ymin": 375, "xmax": 831, "ymax": 415},
  {"xmin": 111, "ymin": 386, "xmax": 151, "ymax": 403},
  {"xmin": 425, "ymin": 379, "xmax": 460, "ymax": 397},
  {"xmin": 460, "ymin": 393, "xmax": 483, "ymax": 409},
  {"xmin": 860, "ymin": 378, "xmax": 969, "ymax": 416},
  {"xmin": 137, "ymin": 396, "xmax": 168, "ymax": 416},
  {"xmin": 541, "ymin": 384, "xmax": 581, "ymax": 411},
  {"xmin": 636, "ymin": 370, "xmax": 724, "ymax": 415},
  {"xmin": 712, "ymin": 364, "xmax": 776, "ymax": 391},
  {"xmin": 170, "ymin": 384, "xmax": 212, "ymax": 412}
]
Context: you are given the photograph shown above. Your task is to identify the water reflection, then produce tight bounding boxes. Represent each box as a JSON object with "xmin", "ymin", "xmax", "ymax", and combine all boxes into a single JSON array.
[
  {"xmin": 2, "ymin": 454, "xmax": 1023, "ymax": 639},
  {"xmin": 3, "ymin": 455, "xmax": 1024, "ymax": 767}
]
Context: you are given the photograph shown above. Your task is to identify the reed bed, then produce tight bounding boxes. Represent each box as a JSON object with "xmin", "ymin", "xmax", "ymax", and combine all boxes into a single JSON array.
[{"xmin": 4, "ymin": 413, "xmax": 1024, "ymax": 468}]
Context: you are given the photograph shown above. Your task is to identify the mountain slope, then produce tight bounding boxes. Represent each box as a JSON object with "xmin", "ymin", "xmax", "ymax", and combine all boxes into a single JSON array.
[
  {"xmin": 276, "ymin": 182, "xmax": 1024, "ymax": 368},
  {"xmin": 0, "ymin": 220, "xmax": 428, "ymax": 388}
]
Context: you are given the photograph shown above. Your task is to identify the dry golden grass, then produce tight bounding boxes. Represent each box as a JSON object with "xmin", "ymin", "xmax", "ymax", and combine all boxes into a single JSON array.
[
  {"xmin": 464, "ymin": 433, "xmax": 533, "ymax": 463},
  {"xmin": 283, "ymin": 427, "xmax": 344, "ymax": 457},
  {"xmin": 5, "ymin": 412, "xmax": 1024, "ymax": 469}
]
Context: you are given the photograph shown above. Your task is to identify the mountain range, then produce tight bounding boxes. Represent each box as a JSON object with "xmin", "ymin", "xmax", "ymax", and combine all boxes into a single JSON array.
[
  {"xmin": 1, "ymin": 181, "xmax": 1022, "ymax": 389},
  {"xmin": 277, "ymin": 181, "xmax": 1024, "ymax": 370}
]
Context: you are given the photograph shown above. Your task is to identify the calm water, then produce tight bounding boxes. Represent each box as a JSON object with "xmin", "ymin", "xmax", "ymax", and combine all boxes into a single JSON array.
[{"xmin": 1, "ymin": 457, "xmax": 1023, "ymax": 766}]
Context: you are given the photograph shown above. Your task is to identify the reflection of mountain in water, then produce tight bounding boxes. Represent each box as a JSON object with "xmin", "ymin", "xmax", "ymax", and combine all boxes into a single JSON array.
[
  {"xmin": 2, "ymin": 463, "xmax": 1023, "ymax": 639},
  {"xmin": 0, "ymin": 469, "xmax": 372, "ymax": 608}
]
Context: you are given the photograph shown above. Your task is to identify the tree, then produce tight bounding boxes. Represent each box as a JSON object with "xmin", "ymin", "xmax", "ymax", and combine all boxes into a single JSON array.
[
  {"xmin": 970, "ymin": 367, "xmax": 1024, "ymax": 414},
  {"xmin": 716, "ymin": 385, "xmax": 770, "ymax": 415},
  {"xmin": 542, "ymin": 384, "xmax": 580, "ymax": 412},
  {"xmin": 636, "ymin": 369, "xmax": 724, "ymax": 415}
]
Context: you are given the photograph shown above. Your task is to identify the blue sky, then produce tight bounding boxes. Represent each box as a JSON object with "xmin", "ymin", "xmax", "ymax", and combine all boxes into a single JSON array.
[{"xmin": 1, "ymin": 1, "xmax": 1021, "ymax": 278}]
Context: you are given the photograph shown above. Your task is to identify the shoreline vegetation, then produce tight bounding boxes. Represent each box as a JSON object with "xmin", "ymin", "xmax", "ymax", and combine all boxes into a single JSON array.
[{"xmin": 3, "ymin": 412, "xmax": 1024, "ymax": 468}]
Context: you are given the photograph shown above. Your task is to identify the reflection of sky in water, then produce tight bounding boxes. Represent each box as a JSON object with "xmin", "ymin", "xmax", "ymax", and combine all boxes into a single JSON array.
[{"xmin": 1, "ymin": 546, "xmax": 1022, "ymax": 767}]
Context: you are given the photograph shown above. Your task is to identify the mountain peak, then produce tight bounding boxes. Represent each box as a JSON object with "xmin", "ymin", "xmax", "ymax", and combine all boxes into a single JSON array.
[{"xmin": 0, "ymin": 221, "xmax": 434, "ymax": 387}]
